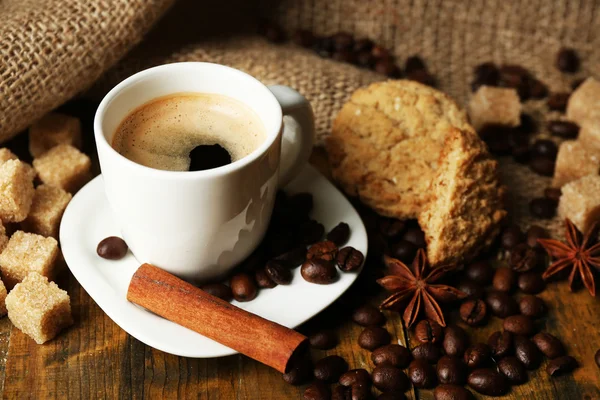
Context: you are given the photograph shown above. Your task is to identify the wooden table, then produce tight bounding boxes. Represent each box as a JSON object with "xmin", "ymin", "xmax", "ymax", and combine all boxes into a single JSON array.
[{"xmin": 1, "ymin": 149, "xmax": 599, "ymax": 399}]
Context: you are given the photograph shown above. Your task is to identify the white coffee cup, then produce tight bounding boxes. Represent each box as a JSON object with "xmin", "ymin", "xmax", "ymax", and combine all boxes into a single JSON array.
[{"xmin": 94, "ymin": 62, "xmax": 314, "ymax": 282}]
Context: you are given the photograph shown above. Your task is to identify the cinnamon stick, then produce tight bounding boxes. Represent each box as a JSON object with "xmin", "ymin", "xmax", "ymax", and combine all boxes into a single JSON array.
[{"xmin": 127, "ymin": 263, "xmax": 307, "ymax": 373}]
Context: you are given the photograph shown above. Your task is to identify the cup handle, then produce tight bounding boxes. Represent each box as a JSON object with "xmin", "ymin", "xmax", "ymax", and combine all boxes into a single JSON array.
[{"xmin": 268, "ymin": 85, "xmax": 315, "ymax": 186}]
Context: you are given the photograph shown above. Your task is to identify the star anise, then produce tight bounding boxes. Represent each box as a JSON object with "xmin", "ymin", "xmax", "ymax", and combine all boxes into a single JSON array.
[
  {"xmin": 377, "ymin": 249, "xmax": 466, "ymax": 327},
  {"xmin": 537, "ymin": 219, "xmax": 600, "ymax": 296}
]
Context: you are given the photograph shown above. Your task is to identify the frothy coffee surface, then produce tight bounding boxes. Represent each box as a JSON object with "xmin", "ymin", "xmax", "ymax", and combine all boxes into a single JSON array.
[{"xmin": 112, "ymin": 93, "xmax": 265, "ymax": 171}]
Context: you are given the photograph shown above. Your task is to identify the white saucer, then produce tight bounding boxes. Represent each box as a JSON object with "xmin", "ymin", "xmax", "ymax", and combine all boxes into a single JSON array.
[{"xmin": 60, "ymin": 165, "xmax": 368, "ymax": 358}]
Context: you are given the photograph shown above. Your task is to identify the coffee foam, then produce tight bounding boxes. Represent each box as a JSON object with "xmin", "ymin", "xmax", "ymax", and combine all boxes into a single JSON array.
[{"xmin": 112, "ymin": 93, "xmax": 266, "ymax": 171}]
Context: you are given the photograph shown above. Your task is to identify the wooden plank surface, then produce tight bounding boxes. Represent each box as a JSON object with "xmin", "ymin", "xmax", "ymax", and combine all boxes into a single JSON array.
[{"xmin": 1, "ymin": 149, "xmax": 599, "ymax": 400}]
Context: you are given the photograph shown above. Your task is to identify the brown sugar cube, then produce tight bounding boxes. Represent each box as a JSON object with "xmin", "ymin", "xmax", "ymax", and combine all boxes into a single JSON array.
[
  {"xmin": 0, "ymin": 222, "xmax": 8, "ymax": 253},
  {"xmin": 5, "ymin": 272, "xmax": 72, "ymax": 344},
  {"xmin": 468, "ymin": 86, "xmax": 521, "ymax": 131},
  {"xmin": 0, "ymin": 159, "xmax": 35, "ymax": 223},
  {"xmin": 33, "ymin": 144, "xmax": 91, "ymax": 193},
  {"xmin": 567, "ymin": 77, "xmax": 600, "ymax": 125},
  {"xmin": 29, "ymin": 113, "xmax": 82, "ymax": 158},
  {"xmin": 0, "ymin": 148, "xmax": 18, "ymax": 166},
  {"xmin": 0, "ymin": 279, "xmax": 6, "ymax": 316},
  {"xmin": 0, "ymin": 231, "xmax": 59, "ymax": 289},
  {"xmin": 552, "ymin": 140, "xmax": 600, "ymax": 188},
  {"xmin": 559, "ymin": 174, "xmax": 600, "ymax": 233},
  {"xmin": 579, "ymin": 118, "xmax": 600, "ymax": 154},
  {"xmin": 22, "ymin": 185, "xmax": 72, "ymax": 238}
]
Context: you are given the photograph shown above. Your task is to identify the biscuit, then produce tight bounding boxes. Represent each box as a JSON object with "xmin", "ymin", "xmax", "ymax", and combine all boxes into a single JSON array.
[{"xmin": 326, "ymin": 80, "xmax": 472, "ymax": 219}]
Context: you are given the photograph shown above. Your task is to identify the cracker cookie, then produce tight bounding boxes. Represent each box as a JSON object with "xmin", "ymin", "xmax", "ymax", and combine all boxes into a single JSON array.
[
  {"xmin": 326, "ymin": 80, "xmax": 472, "ymax": 219},
  {"xmin": 419, "ymin": 128, "xmax": 506, "ymax": 266}
]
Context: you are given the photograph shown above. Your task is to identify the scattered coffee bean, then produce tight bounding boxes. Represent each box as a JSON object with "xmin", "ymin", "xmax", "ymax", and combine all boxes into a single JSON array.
[
  {"xmin": 339, "ymin": 369, "xmax": 371, "ymax": 386},
  {"xmin": 314, "ymin": 355, "xmax": 349, "ymax": 383},
  {"xmin": 372, "ymin": 344, "xmax": 412, "ymax": 368},
  {"xmin": 595, "ymin": 349, "xmax": 600, "ymax": 368},
  {"xmin": 546, "ymin": 356, "xmax": 578, "ymax": 376},
  {"xmin": 497, "ymin": 356, "xmax": 527, "ymax": 384},
  {"xmin": 283, "ymin": 356, "xmax": 313, "ymax": 385},
  {"xmin": 254, "ymin": 268, "xmax": 277, "ymax": 289},
  {"xmin": 531, "ymin": 139, "xmax": 558, "ymax": 159},
  {"xmin": 529, "ymin": 197, "xmax": 557, "ymax": 219},
  {"xmin": 532, "ymin": 332, "xmax": 565, "ymax": 359},
  {"xmin": 504, "ymin": 315, "xmax": 535, "ymax": 336},
  {"xmin": 547, "ymin": 92, "xmax": 570, "ymax": 111},
  {"xmin": 372, "ymin": 365, "xmax": 410, "ymax": 393},
  {"xmin": 407, "ymin": 69, "xmax": 435, "ymax": 86},
  {"xmin": 307, "ymin": 241, "xmax": 338, "ymax": 261},
  {"xmin": 443, "ymin": 325, "xmax": 469, "ymax": 357},
  {"xmin": 509, "ymin": 243, "xmax": 539, "ymax": 272},
  {"xmin": 519, "ymin": 295, "xmax": 546, "ymax": 318},
  {"xmin": 358, "ymin": 326, "xmax": 391, "ymax": 351},
  {"xmin": 499, "ymin": 64, "xmax": 529, "ymax": 86},
  {"xmin": 309, "ymin": 330, "xmax": 338, "ymax": 350},
  {"xmin": 488, "ymin": 331, "xmax": 513, "ymax": 358},
  {"xmin": 529, "ymin": 156, "xmax": 555, "ymax": 176},
  {"xmin": 356, "ymin": 51, "xmax": 376, "ymax": 68},
  {"xmin": 548, "ymin": 120, "xmax": 579, "ymax": 138},
  {"xmin": 97, "ymin": 236, "xmax": 128, "ymax": 260},
  {"xmin": 275, "ymin": 246, "xmax": 307, "ymax": 267},
  {"xmin": 405, "ymin": 56, "xmax": 426, "ymax": 73},
  {"xmin": 485, "ymin": 291, "xmax": 519, "ymax": 317},
  {"xmin": 379, "ymin": 218, "xmax": 405, "ymax": 238},
  {"xmin": 375, "ymin": 59, "xmax": 402, "ymax": 77},
  {"xmin": 572, "ymin": 78, "xmax": 585, "ymax": 90},
  {"xmin": 336, "ymin": 247, "xmax": 364, "ymax": 272},
  {"xmin": 467, "ymin": 368, "xmax": 509, "ymax": 396},
  {"xmin": 288, "ymin": 192, "xmax": 313, "ymax": 214},
  {"xmin": 301, "ymin": 259, "xmax": 338, "ymax": 284},
  {"xmin": 514, "ymin": 335, "xmax": 542, "ymax": 369},
  {"xmin": 265, "ymin": 259, "xmax": 292, "ymax": 285},
  {"xmin": 402, "ymin": 227, "xmax": 426, "ymax": 248},
  {"xmin": 230, "ymin": 273, "xmax": 258, "ymax": 302},
  {"xmin": 353, "ymin": 305, "xmax": 386, "ymax": 326},
  {"xmin": 434, "ymin": 384, "xmax": 473, "ymax": 400},
  {"xmin": 436, "ymin": 355, "xmax": 466, "ymax": 385},
  {"xmin": 493, "ymin": 267, "xmax": 516, "ymax": 292},
  {"xmin": 304, "ymin": 381, "xmax": 331, "ymax": 400},
  {"xmin": 529, "ymin": 78, "xmax": 548, "ymax": 99},
  {"xmin": 500, "ymin": 225, "xmax": 524, "ymax": 250},
  {"xmin": 457, "ymin": 279, "xmax": 484, "ymax": 300},
  {"xmin": 512, "ymin": 144, "xmax": 531, "ymax": 164},
  {"xmin": 350, "ymin": 383, "xmax": 371, "ymax": 400},
  {"xmin": 518, "ymin": 272, "xmax": 545, "ymax": 294},
  {"xmin": 299, "ymin": 219, "xmax": 325, "ymax": 244},
  {"xmin": 377, "ymin": 392, "xmax": 407, "ymax": 400},
  {"xmin": 544, "ymin": 187, "xmax": 562, "ymax": 202},
  {"xmin": 464, "ymin": 343, "xmax": 492, "ymax": 369},
  {"xmin": 412, "ymin": 342, "xmax": 442, "ymax": 363},
  {"xmin": 390, "ymin": 240, "xmax": 417, "ymax": 263},
  {"xmin": 200, "ymin": 283, "xmax": 233, "ymax": 301},
  {"xmin": 526, "ymin": 225, "xmax": 549, "ymax": 250},
  {"xmin": 327, "ymin": 223, "xmax": 350, "ymax": 246},
  {"xmin": 556, "ymin": 48, "xmax": 580, "ymax": 73},
  {"xmin": 333, "ymin": 50, "xmax": 357, "ymax": 64},
  {"xmin": 472, "ymin": 62, "xmax": 500, "ymax": 91},
  {"xmin": 414, "ymin": 320, "xmax": 444, "ymax": 344},
  {"xmin": 353, "ymin": 38, "xmax": 374, "ymax": 53},
  {"xmin": 460, "ymin": 299, "xmax": 487, "ymax": 326},
  {"xmin": 465, "ymin": 261, "xmax": 494, "ymax": 284},
  {"xmin": 409, "ymin": 359, "xmax": 437, "ymax": 388},
  {"xmin": 331, "ymin": 385, "xmax": 351, "ymax": 400},
  {"xmin": 292, "ymin": 29, "xmax": 315, "ymax": 48},
  {"xmin": 331, "ymin": 32, "xmax": 354, "ymax": 51}
]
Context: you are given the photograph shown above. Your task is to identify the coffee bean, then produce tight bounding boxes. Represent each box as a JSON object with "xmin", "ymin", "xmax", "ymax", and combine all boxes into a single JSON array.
[
  {"xmin": 310, "ymin": 330, "xmax": 338, "ymax": 350},
  {"xmin": 307, "ymin": 241, "xmax": 339, "ymax": 261},
  {"xmin": 372, "ymin": 365, "xmax": 410, "ymax": 393},
  {"xmin": 379, "ymin": 218, "xmax": 405, "ymax": 238},
  {"xmin": 532, "ymin": 332, "xmax": 565, "ymax": 359},
  {"xmin": 526, "ymin": 225, "xmax": 549, "ymax": 250},
  {"xmin": 292, "ymin": 29, "xmax": 315, "ymax": 48},
  {"xmin": 327, "ymin": 223, "xmax": 350, "ymax": 246},
  {"xmin": 457, "ymin": 279, "xmax": 484, "ymax": 300},
  {"xmin": 514, "ymin": 335, "xmax": 542, "ymax": 369},
  {"xmin": 356, "ymin": 51, "xmax": 376, "ymax": 68},
  {"xmin": 331, "ymin": 385, "xmax": 351, "ymax": 400},
  {"xmin": 353, "ymin": 38, "xmax": 374, "ymax": 53},
  {"xmin": 377, "ymin": 392, "xmax": 407, "ymax": 400},
  {"xmin": 518, "ymin": 272, "xmax": 545, "ymax": 294},
  {"xmin": 375, "ymin": 60, "xmax": 402, "ymax": 78},
  {"xmin": 333, "ymin": 50, "xmax": 358, "ymax": 64},
  {"xmin": 407, "ymin": 69, "xmax": 435, "ymax": 86},
  {"xmin": 332, "ymin": 32, "xmax": 354, "ymax": 51},
  {"xmin": 595, "ymin": 349, "xmax": 600, "ymax": 368},
  {"xmin": 499, "ymin": 64, "xmax": 529, "ymax": 85},
  {"xmin": 500, "ymin": 225, "xmax": 524, "ymax": 250},
  {"xmin": 275, "ymin": 246, "xmax": 307, "ymax": 267},
  {"xmin": 434, "ymin": 384, "xmax": 473, "ymax": 400},
  {"xmin": 497, "ymin": 356, "xmax": 527, "ymax": 384},
  {"xmin": 547, "ymin": 92, "xmax": 570, "ymax": 111},
  {"xmin": 443, "ymin": 326, "xmax": 468, "ymax": 357},
  {"xmin": 353, "ymin": 305, "xmax": 385, "ymax": 327},
  {"xmin": 532, "ymin": 139, "xmax": 558, "ymax": 159},
  {"xmin": 436, "ymin": 355, "xmax": 466, "ymax": 385},
  {"xmin": 465, "ymin": 261, "xmax": 494, "ymax": 284},
  {"xmin": 372, "ymin": 344, "xmax": 412, "ymax": 368},
  {"xmin": 414, "ymin": 320, "xmax": 443, "ymax": 344},
  {"xmin": 265, "ymin": 260, "xmax": 292, "ymax": 285},
  {"xmin": 504, "ymin": 315, "xmax": 534, "ymax": 336},
  {"xmin": 390, "ymin": 240, "xmax": 417, "ymax": 264},
  {"xmin": 312, "ymin": 37, "xmax": 334, "ymax": 58},
  {"xmin": 412, "ymin": 342, "xmax": 442, "ymax": 363},
  {"xmin": 304, "ymin": 381, "xmax": 331, "ymax": 400},
  {"xmin": 572, "ymin": 78, "xmax": 586, "ymax": 90},
  {"xmin": 230, "ymin": 273, "xmax": 257, "ymax": 302},
  {"xmin": 299, "ymin": 219, "xmax": 325, "ymax": 244},
  {"xmin": 485, "ymin": 291, "xmax": 518, "ymax": 318},
  {"xmin": 556, "ymin": 48, "xmax": 580, "ymax": 73},
  {"xmin": 474, "ymin": 62, "xmax": 500, "ymax": 86},
  {"xmin": 464, "ymin": 343, "xmax": 492, "ymax": 369},
  {"xmin": 402, "ymin": 227, "xmax": 426, "ymax": 247},
  {"xmin": 350, "ymin": 384, "xmax": 371, "ymax": 400},
  {"xmin": 546, "ymin": 356, "xmax": 578, "ymax": 376},
  {"xmin": 519, "ymin": 295, "xmax": 546, "ymax": 318},
  {"xmin": 467, "ymin": 368, "xmax": 508, "ymax": 396},
  {"xmin": 460, "ymin": 299, "xmax": 487, "ymax": 326},
  {"xmin": 200, "ymin": 283, "xmax": 233, "ymax": 301},
  {"xmin": 314, "ymin": 355, "xmax": 349, "ymax": 383},
  {"xmin": 529, "ymin": 197, "xmax": 557, "ymax": 219},
  {"xmin": 301, "ymin": 259, "xmax": 338, "ymax": 284},
  {"xmin": 288, "ymin": 192, "xmax": 313, "ymax": 214},
  {"xmin": 548, "ymin": 120, "xmax": 579, "ymax": 139},
  {"xmin": 509, "ymin": 243, "xmax": 539, "ymax": 272},
  {"xmin": 408, "ymin": 359, "xmax": 437, "ymax": 388},
  {"xmin": 405, "ymin": 56, "xmax": 427, "ymax": 74},
  {"xmin": 336, "ymin": 247, "xmax": 364, "ymax": 272},
  {"xmin": 512, "ymin": 144, "xmax": 531, "ymax": 164},
  {"xmin": 358, "ymin": 326, "xmax": 391, "ymax": 351},
  {"xmin": 481, "ymin": 129, "xmax": 511, "ymax": 155},
  {"xmin": 493, "ymin": 267, "xmax": 516, "ymax": 292},
  {"xmin": 97, "ymin": 236, "xmax": 128, "ymax": 260},
  {"xmin": 339, "ymin": 368, "xmax": 371, "ymax": 386},
  {"xmin": 529, "ymin": 78, "xmax": 548, "ymax": 99},
  {"xmin": 529, "ymin": 156, "xmax": 555, "ymax": 176},
  {"xmin": 283, "ymin": 356, "xmax": 313, "ymax": 385},
  {"xmin": 488, "ymin": 331, "xmax": 513, "ymax": 358},
  {"xmin": 254, "ymin": 268, "xmax": 276, "ymax": 289}
]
